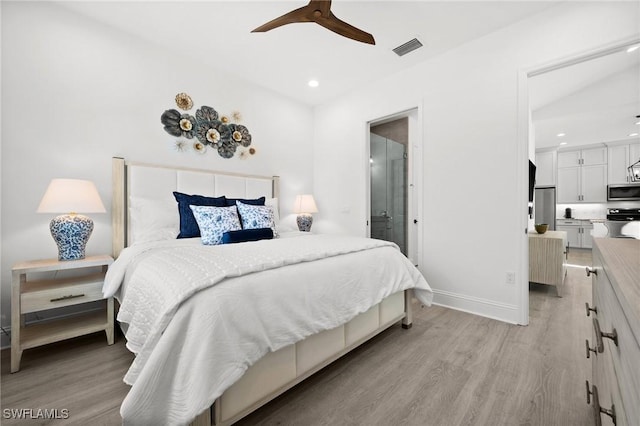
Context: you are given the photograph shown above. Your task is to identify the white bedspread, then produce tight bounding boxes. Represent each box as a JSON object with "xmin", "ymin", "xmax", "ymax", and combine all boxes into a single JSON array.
[{"xmin": 104, "ymin": 234, "xmax": 432, "ymax": 426}]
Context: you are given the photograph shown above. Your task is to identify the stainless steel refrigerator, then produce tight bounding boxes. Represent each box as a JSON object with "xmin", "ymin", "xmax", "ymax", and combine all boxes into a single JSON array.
[{"xmin": 534, "ymin": 187, "xmax": 556, "ymax": 230}]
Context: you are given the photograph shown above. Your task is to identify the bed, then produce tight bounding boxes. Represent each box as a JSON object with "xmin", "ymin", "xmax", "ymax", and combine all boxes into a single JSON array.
[{"xmin": 106, "ymin": 158, "xmax": 433, "ymax": 426}]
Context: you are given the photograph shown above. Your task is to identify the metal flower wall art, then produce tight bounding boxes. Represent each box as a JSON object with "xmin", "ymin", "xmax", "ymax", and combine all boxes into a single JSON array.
[{"xmin": 161, "ymin": 93, "xmax": 255, "ymax": 159}]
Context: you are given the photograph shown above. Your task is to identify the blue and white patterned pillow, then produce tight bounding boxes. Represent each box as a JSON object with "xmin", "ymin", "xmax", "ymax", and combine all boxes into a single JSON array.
[
  {"xmin": 236, "ymin": 201, "xmax": 277, "ymax": 237},
  {"xmin": 189, "ymin": 205, "xmax": 241, "ymax": 245}
]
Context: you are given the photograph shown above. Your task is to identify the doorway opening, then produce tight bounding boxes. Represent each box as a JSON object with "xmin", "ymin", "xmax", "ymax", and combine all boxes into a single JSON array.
[
  {"xmin": 368, "ymin": 108, "xmax": 420, "ymax": 265},
  {"xmin": 519, "ymin": 37, "xmax": 639, "ymax": 324},
  {"xmin": 370, "ymin": 118, "xmax": 408, "ymax": 254}
]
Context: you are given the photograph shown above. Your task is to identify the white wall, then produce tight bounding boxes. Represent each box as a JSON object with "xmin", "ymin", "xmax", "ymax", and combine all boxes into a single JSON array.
[
  {"xmin": 312, "ymin": 2, "xmax": 639, "ymax": 323},
  {"xmin": 0, "ymin": 2, "xmax": 314, "ymax": 338}
]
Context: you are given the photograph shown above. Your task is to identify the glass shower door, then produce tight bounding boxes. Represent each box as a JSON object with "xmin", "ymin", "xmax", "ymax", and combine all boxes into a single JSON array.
[{"xmin": 370, "ymin": 132, "xmax": 407, "ymax": 255}]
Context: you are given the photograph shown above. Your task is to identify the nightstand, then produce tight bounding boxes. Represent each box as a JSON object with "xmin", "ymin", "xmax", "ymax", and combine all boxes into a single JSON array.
[{"xmin": 11, "ymin": 255, "xmax": 114, "ymax": 372}]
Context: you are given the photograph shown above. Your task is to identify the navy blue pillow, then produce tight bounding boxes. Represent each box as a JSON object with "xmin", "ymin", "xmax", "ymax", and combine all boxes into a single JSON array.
[
  {"xmin": 222, "ymin": 228, "xmax": 273, "ymax": 244},
  {"xmin": 173, "ymin": 192, "xmax": 227, "ymax": 238},
  {"xmin": 225, "ymin": 197, "xmax": 265, "ymax": 207}
]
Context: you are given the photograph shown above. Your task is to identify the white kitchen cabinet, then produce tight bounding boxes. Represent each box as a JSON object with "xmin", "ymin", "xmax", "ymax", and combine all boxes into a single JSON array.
[
  {"xmin": 581, "ymin": 147, "xmax": 607, "ymax": 166},
  {"xmin": 557, "ymin": 147, "xmax": 607, "ymax": 203},
  {"xmin": 556, "ymin": 219, "xmax": 594, "ymax": 249},
  {"xmin": 581, "ymin": 165, "xmax": 608, "ymax": 202},
  {"xmin": 608, "ymin": 142, "xmax": 640, "ymax": 184},
  {"xmin": 581, "ymin": 223, "xmax": 594, "ymax": 249},
  {"xmin": 557, "ymin": 224, "xmax": 580, "ymax": 248},
  {"xmin": 558, "ymin": 146, "xmax": 607, "ymax": 167},
  {"xmin": 557, "ymin": 167, "xmax": 580, "ymax": 203},
  {"xmin": 557, "ymin": 150, "xmax": 582, "ymax": 168},
  {"xmin": 534, "ymin": 150, "xmax": 556, "ymax": 187}
]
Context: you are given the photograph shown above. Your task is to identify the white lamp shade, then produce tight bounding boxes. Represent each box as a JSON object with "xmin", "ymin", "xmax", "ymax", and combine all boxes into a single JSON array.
[
  {"xmin": 37, "ymin": 179, "xmax": 106, "ymax": 214},
  {"xmin": 293, "ymin": 194, "xmax": 318, "ymax": 214}
]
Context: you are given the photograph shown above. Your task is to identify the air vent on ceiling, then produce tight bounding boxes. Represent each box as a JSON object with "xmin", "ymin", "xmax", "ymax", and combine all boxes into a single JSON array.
[{"xmin": 393, "ymin": 38, "xmax": 423, "ymax": 57}]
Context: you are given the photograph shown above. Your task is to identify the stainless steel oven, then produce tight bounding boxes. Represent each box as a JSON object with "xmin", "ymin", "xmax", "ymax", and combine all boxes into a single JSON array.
[
  {"xmin": 607, "ymin": 183, "xmax": 640, "ymax": 201},
  {"xmin": 605, "ymin": 208, "xmax": 640, "ymax": 238}
]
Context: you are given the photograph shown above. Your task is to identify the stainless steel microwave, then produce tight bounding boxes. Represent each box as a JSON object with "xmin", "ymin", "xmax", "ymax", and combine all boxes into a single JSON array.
[{"xmin": 607, "ymin": 183, "xmax": 640, "ymax": 201}]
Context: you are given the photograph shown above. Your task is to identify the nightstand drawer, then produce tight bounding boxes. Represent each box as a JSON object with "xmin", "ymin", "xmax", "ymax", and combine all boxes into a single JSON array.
[{"xmin": 21, "ymin": 273, "xmax": 105, "ymax": 313}]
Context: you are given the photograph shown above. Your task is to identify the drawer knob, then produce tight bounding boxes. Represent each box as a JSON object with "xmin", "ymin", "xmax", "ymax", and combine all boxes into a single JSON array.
[
  {"xmin": 585, "ymin": 302, "xmax": 598, "ymax": 317},
  {"xmin": 585, "ymin": 339, "xmax": 597, "ymax": 359},
  {"xmin": 593, "ymin": 318, "xmax": 618, "ymax": 352},
  {"xmin": 586, "ymin": 381, "xmax": 616, "ymax": 426},
  {"xmin": 586, "ymin": 266, "xmax": 597, "ymax": 277}
]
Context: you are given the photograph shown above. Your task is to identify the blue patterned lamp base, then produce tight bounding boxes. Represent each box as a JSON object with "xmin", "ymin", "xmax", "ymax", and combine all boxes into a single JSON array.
[
  {"xmin": 50, "ymin": 214, "xmax": 94, "ymax": 261},
  {"xmin": 296, "ymin": 214, "xmax": 313, "ymax": 232}
]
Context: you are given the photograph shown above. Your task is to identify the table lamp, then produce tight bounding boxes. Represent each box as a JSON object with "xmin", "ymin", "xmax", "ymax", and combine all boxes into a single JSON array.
[
  {"xmin": 37, "ymin": 179, "xmax": 106, "ymax": 261},
  {"xmin": 293, "ymin": 194, "xmax": 318, "ymax": 232}
]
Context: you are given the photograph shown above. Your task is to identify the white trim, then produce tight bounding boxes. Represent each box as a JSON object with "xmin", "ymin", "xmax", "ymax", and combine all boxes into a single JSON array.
[
  {"xmin": 528, "ymin": 37, "xmax": 640, "ymax": 78},
  {"xmin": 517, "ymin": 68, "xmax": 530, "ymax": 326},
  {"xmin": 431, "ymin": 289, "xmax": 519, "ymax": 325}
]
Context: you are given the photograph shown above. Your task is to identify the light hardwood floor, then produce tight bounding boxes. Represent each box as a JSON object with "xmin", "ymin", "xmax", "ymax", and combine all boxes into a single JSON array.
[{"xmin": 1, "ymin": 249, "xmax": 594, "ymax": 425}]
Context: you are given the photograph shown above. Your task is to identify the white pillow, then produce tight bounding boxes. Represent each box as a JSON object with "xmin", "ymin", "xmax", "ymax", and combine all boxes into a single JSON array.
[
  {"xmin": 236, "ymin": 201, "xmax": 278, "ymax": 237},
  {"xmin": 190, "ymin": 205, "xmax": 242, "ymax": 245},
  {"xmin": 265, "ymin": 198, "xmax": 280, "ymax": 222},
  {"xmin": 129, "ymin": 197, "xmax": 179, "ymax": 244}
]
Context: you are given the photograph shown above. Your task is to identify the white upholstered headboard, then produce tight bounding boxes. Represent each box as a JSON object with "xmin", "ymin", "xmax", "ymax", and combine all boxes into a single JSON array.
[{"xmin": 112, "ymin": 158, "xmax": 279, "ymax": 257}]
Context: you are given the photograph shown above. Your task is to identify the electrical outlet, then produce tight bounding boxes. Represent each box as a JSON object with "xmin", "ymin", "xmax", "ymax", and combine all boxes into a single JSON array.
[{"xmin": 506, "ymin": 272, "xmax": 516, "ymax": 285}]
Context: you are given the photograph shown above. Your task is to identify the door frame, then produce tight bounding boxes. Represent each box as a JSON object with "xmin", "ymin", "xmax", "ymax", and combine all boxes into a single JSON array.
[
  {"xmin": 516, "ymin": 36, "xmax": 639, "ymax": 325},
  {"xmin": 367, "ymin": 107, "xmax": 422, "ymax": 266}
]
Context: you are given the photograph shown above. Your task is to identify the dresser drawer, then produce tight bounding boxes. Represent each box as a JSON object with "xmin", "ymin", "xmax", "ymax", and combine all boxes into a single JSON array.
[
  {"xmin": 593, "ymin": 268, "xmax": 640, "ymax": 425},
  {"xmin": 592, "ymin": 338, "xmax": 628, "ymax": 426},
  {"xmin": 21, "ymin": 273, "xmax": 106, "ymax": 313}
]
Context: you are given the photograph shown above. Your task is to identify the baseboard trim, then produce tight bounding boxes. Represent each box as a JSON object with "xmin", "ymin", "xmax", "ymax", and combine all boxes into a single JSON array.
[{"xmin": 431, "ymin": 289, "xmax": 521, "ymax": 325}]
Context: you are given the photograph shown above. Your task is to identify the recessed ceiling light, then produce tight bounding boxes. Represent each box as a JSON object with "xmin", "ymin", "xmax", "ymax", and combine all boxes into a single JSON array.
[
  {"xmin": 308, "ymin": 80, "xmax": 319, "ymax": 88},
  {"xmin": 556, "ymin": 133, "xmax": 566, "ymax": 137},
  {"xmin": 635, "ymin": 120, "xmax": 640, "ymax": 125},
  {"xmin": 629, "ymin": 132, "xmax": 639, "ymax": 137},
  {"xmin": 627, "ymin": 45, "xmax": 639, "ymax": 53},
  {"xmin": 559, "ymin": 142, "xmax": 567, "ymax": 146}
]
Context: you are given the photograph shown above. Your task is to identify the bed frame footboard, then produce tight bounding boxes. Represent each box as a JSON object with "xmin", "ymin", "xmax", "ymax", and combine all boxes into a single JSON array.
[{"xmin": 190, "ymin": 289, "xmax": 414, "ymax": 426}]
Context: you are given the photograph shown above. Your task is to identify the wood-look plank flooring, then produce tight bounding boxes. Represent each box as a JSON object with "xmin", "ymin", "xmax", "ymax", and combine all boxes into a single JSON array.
[{"xmin": 1, "ymin": 249, "xmax": 594, "ymax": 426}]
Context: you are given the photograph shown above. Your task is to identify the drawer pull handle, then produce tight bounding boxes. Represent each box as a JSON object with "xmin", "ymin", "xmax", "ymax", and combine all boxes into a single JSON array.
[
  {"xmin": 586, "ymin": 381, "xmax": 616, "ymax": 426},
  {"xmin": 585, "ymin": 302, "xmax": 598, "ymax": 317},
  {"xmin": 593, "ymin": 318, "xmax": 618, "ymax": 352},
  {"xmin": 50, "ymin": 294, "xmax": 85, "ymax": 302},
  {"xmin": 585, "ymin": 339, "xmax": 597, "ymax": 359},
  {"xmin": 586, "ymin": 266, "xmax": 597, "ymax": 277}
]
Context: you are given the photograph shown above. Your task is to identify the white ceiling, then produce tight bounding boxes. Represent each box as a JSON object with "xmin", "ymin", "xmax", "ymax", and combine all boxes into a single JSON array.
[
  {"xmin": 58, "ymin": 1, "xmax": 559, "ymax": 106},
  {"xmin": 57, "ymin": 1, "xmax": 638, "ymax": 147},
  {"xmin": 530, "ymin": 45, "xmax": 640, "ymax": 149}
]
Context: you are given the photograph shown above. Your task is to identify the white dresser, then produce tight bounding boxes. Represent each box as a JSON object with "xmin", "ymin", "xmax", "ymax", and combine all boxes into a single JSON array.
[{"xmin": 586, "ymin": 238, "xmax": 640, "ymax": 426}]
